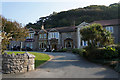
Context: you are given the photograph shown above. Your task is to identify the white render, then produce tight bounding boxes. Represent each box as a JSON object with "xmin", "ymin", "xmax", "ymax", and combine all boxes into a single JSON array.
[{"xmin": 77, "ymin": 22, "xmax": 89, "ymax": 49}]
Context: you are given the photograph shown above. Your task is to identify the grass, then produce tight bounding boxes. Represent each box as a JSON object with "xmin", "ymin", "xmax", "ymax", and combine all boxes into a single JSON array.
[{"xmin": 6, "ymin": 51, "xmax": 50, "ymax": 68}]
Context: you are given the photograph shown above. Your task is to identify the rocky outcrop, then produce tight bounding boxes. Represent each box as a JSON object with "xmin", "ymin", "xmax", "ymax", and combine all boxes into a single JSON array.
[{"xmin": 2, "ymin": 52, "xmax": 35, "ymax": 74}]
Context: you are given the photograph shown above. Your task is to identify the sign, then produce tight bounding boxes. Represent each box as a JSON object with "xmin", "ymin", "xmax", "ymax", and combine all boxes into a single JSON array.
[{"xmin": 25, "ymin": 39, "xmax": 35, "ymax": 42}]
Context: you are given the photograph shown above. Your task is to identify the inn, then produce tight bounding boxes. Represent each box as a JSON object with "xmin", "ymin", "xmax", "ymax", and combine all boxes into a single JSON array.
[
  {"xmin": 38, "ymin": 25, "xmax": 77, "ymax": 51},
  {"xmin": 47, "ymin": 26, "xmax": 77, "ymax": 50},
  {"xmin": 8, "ymin": 19, "xmax": 120, "ymax": 51}
]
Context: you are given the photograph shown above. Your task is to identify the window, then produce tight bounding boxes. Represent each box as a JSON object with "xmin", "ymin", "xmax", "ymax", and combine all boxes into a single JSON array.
[
  {"xmin": 31, "ymin": 34, "xmax": 34, "ymax": 38},
  {"xmin": 105, "ymin": 26, "xmax": 113, "ymax": 33},
  {"xmin": 26, "ymin": 34, "xmax": 30, "ymax": 39},
  {"xmin": 82, "ymin": 40, "xmax": 88, "ymax": 46},
  {"xmin": 39, "ymin": 34, "xmax": 42, "ymax": 39},
  {"xmin": 39, "ymin": 42, "xmax": 46, "ymax": 49},
  {"xmin": 44, "ymin": 34, "xmax": 47, "ymax": 38},
  {"xmin": 52, "ymin": 33, "xmax": 54, "ymax": 38},
  {"xmin": 26, "ymin": 43, "xmax": 29, "ymax": 47},
  {"xmin": 55, "ymin": 32, "xmax": 59, "ymax": 38},
  {"xmin": 48, "ymin": 32, "xmax": 59, "ymax": 39},
  {"xmin": 30, "ymin": 43, "xmax": 33, "ymax": 49},
  {"xmin": 41, "ymin": 34, "xmax": 43, "ymax": 38},
  {"xmin": 53, "ymin": 33, "xmax": 55, "ymax": 38},
  {"xmin": 26, "ymin": 33, "xmax": 34, "ymax": 39},
  {"xmin": 110, "ymin": 27, "xmax": 113, "ymax": 33}
]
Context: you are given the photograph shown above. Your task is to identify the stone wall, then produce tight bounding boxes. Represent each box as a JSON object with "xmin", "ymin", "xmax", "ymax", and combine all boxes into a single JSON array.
[{"xmin": 2, "ymin": 52, "xmax": 35, "ymax": 74}]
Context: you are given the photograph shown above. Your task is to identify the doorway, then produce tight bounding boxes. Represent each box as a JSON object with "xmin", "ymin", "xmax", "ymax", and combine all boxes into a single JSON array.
[{"xmin": 52, "ymin": 44, "xmax": 57, "ymax": 50}]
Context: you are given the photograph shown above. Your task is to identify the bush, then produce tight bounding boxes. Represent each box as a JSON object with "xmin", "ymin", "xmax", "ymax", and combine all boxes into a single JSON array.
[
  {"xmin": 26, "ymin": 47, "xmax": 33, "ymax": 51},
  {"xmin": 22, "ymin": 48, "xmax": 26, "ymax": 51},
  {"xmin": 72, "ymin": 48, "xmax": 80, "ymax": 53},
  {"xmin": 57, "ymin": 48, "xmax": 67, "ymax": 52},
  {"xmin": 72, "ymin": 48, "xmax": 86, "ymax": 56},
  {"xmin": 84, "ymin": 46, "xmax": 103, "ymax": 59},
  {"xmin": 103, "ymin": 46, "xmax": 119, "ymax": 59},
  {"xmin": 115, "ymin": 45, "xmax": 120, "ymax": 57},
  {"xmin": 84, "ymin": 46, "xmax": 119, "ymax": 60}
]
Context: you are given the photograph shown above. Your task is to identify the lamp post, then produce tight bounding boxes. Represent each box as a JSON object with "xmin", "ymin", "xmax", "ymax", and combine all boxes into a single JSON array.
[{"xmin": 20, "ymin": 42, "xmax": 22, "ymax": 51}]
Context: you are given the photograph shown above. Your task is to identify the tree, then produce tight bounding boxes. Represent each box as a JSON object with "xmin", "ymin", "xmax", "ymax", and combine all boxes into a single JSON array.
[
  {"xmin": 25, "ymin": 3, "xmax": 119, "ymax": 29},
  {"xmin": 1, "ymin": 16, "xmax": 29, "ymax": 53},
  {"xmin": 1, "ymin": 32, "xmax": 12, "ymax": 53},
  {"xmin": 80, "ymin": 23, "xmax": 113, "ymax": 47}
]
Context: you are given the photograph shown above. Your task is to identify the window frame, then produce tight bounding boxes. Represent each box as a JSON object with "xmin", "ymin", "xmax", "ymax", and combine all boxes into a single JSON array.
[
  {"xmin": 82, "ymin": 40, "xmax": 88, "ymax": 46},
  {"xmin": 105, "ymin": 26, "xmax": 113, "ymax": 33}
]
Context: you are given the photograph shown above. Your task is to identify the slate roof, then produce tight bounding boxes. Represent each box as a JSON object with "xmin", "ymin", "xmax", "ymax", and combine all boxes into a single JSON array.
[
  {"xmin": 46, "ymin": 26, "xmax": 77, "ymax": 33},
  {"xmin": 92, "ymin": 19, "xmax": 120, "ymax": 26},
  {"xmin": 32, "ymin": 19, "xmax": 120, "ymax": 34}
]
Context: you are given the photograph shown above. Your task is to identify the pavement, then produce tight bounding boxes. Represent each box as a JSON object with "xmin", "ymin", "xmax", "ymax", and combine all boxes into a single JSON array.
[{"xmin": 2, "ymin": 52, "xmax": 120, "ymax": 78}]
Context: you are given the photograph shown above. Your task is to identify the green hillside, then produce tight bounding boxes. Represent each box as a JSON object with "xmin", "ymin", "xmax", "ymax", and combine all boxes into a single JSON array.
[{"xmin": 26, "ymin": 3, "xmax": 120, "ymax": 29}]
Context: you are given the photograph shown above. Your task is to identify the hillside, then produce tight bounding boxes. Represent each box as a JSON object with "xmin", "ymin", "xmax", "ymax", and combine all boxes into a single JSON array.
[{"xmin": 26, "ymin": 3, "xmax": 120, "ymax": 29}]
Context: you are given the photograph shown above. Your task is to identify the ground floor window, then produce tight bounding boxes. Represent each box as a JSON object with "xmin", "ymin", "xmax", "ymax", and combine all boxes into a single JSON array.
[
  {"xmin": 26, "ymin": 43, "xmax": 29, "ymax": 47},
  {"xmin": 26, "ymin": 43, "xmax": 33, "ymax": 49},
  {"xmin": 39, "ymin": 42, "xmax": 46, "ymax": 49},
  {"xmin": 30, "ymin": 43, "xmax": 33, "ymax": 49},
  {"xmin": 82, "ymin": 40, "xmax": 88, "ymax": 46}
]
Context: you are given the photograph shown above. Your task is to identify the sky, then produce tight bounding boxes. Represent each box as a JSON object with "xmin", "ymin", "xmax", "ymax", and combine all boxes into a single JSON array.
[{"xmin": 1, "ymin": 0, "xmax": 120, "ymax": 26}]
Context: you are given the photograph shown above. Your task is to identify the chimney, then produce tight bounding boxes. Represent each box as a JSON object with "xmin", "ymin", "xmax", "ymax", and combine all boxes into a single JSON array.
[{"xmin": 41, "ymin": 25, "xmax": 44, "ymax": 30}]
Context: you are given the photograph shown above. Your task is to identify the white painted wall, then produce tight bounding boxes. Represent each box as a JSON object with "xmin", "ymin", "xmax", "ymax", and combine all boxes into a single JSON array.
[{"xmin": 77, "ymin": 22, "xmax": 89, "ymax": 49}]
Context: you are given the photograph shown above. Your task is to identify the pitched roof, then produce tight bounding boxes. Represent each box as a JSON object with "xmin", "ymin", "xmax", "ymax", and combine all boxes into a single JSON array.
[
  {"xmin": 39, "ymin": 29, "xmax": 47, "ymax": 33},
  {"xmin": 46, "ymin": 26, "xmax": 76, "ymax": 33},
  {"xmin": 33, "ymin": 29, "xmax": 40, "ymax": 35},
  {"xmin": 92, "ymin": 19, "xmax": 120, "ymax": 26}
]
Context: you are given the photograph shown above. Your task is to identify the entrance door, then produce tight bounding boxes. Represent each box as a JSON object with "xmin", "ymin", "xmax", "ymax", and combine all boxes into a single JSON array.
[{"xmin": 52, "ymin": 44, "xmax": 57, "ymax": 50}]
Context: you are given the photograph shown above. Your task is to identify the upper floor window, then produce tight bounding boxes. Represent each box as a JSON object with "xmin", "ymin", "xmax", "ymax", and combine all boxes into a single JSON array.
[
  {"xmin": 26, "ymin": 33, "xmax": 34, "ymax": 39},
  {"xmin": 105, "ymin": 26, "xmax": 113, "ymax": 33},
  {"xmin": 49, "ymin": 32, "xmax": 59, "ymax": 39},
  {"xmin": 30, "ymin": 33, "xmax": 34, "ymax": 38},
  {"xmin": 55, "ymin": 32, "xmax": 59, "ymax": 38},
  {"xmin": 39, "ymin": 33, "xmax": 47, "ymax": 39},
  {"xmin": 44, "ymin": 34, "xmax": 47, "ymax": 38},
  {"xmin": 39, "ymin": 34, "xmax": 42, "ymax": 39}
]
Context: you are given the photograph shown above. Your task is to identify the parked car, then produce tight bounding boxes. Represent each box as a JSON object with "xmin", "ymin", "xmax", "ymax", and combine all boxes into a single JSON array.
[
  {"xmin": 21, "ymin": 47, "xmax": 33, "ymax": 51},
  {"xmin": 12, "ymin": 46, "xmax": 20, "ymax": 51},
  {"xmin": 26, "ymin": 47, "xmax": 33, "ymax": 51}
]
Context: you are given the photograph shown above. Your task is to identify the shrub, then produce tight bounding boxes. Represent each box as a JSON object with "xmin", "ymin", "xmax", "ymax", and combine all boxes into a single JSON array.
[
  {"xmin": 72, "ymin": 48, "xmax": 86, "ymax": 56},
  {"xmin": 103, "ymin": 46, "xmax": 119, "ymax": 59},
  {"xmin": 58, "ymin": 48, "xmax": 67, "ymax": 52},
  {"xmin": 84, "ymin": 46, "xmax": 119, "ymax": 60},
  {"xmin": 115, "ymin": 45, "xmax": 120, "ymax": 57},
  {"xmin": 72, "ymin": 48, "xmax": 80, "ymax": 53},
  {"xmin": 53, "ymin": 48, "xmax": 68, "ymax": 52}
]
